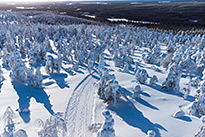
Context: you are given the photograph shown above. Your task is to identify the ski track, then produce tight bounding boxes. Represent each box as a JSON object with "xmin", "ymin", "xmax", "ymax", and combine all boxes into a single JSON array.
[{"xmin": 64, "ymin": 74, "xmax": 97, "ymax": 137}]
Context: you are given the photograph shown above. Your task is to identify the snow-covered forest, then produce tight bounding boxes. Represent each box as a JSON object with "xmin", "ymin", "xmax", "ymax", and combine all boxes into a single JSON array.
[{"xmin": 0, "ymin": 11, "xmax": 204, "ymax": 137}]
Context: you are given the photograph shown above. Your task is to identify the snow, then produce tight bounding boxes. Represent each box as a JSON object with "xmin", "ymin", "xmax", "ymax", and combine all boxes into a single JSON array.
[
  {"xmin": 107, "ymin": 18, "xmax": 160, "ymax": 25},
  {"xmin": 85, "ymin": 15, "xmax": 96, "ymax": 19},
  {"xmin": 0, "ymin": 10, "xmax": 204, "ymax": 137}
]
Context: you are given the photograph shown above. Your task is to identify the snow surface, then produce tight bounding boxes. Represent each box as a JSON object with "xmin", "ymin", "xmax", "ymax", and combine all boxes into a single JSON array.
[{"xmin": 0, "ymin": 11, "xmax": 203, "ymax": 137}]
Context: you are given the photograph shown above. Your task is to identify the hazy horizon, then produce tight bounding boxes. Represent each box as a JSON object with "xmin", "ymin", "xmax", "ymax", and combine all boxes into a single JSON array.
[{"xmin": 0, "ymin": 0, "xmax": 199, "ymax": 3}]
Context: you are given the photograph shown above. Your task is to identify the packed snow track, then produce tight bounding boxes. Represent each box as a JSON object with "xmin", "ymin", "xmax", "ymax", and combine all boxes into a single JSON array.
[{"xmin": 64, "ymin": 74, "xmax": 97, "ymax": 137}]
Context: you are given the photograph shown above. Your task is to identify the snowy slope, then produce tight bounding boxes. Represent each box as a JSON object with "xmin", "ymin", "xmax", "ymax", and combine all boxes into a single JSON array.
[{"xmin": 0, "ymin": 11, "xmax": 204, "ymax": 137}]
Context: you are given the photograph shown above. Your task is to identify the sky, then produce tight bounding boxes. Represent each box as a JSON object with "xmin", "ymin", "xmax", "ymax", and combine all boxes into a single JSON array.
[{"xmin": 0, "ymin": 0, "xmax": 68, "ymax": 3}]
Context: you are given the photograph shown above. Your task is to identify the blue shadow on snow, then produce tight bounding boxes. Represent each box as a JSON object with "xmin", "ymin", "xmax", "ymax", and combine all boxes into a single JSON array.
[
  {"xmin": 107, "ymin": 98, "xmax": 167, "ymax": 137},
  {"xmin": 12, "ymin": 82, "xmax": 54, "ymax": 123},
  {"xmin": 50, "ymin": 73, "xmax": 69, "ymax": 89}
]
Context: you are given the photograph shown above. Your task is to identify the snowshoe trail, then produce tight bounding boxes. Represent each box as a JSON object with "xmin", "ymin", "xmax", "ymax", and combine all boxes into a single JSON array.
[{"xmin": 64, "ymin": 74, "xmax": 97, "ymax": 137}]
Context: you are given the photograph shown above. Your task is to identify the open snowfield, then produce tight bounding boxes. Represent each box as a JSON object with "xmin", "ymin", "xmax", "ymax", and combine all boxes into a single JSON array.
[{"xmin": 0, "ymin": 11, "xmax": 204, "ymax": 137}]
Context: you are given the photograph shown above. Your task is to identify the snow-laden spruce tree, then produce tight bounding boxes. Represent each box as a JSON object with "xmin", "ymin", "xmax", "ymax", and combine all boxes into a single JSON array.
[
  {"xmin": 3, "ymin": 106, "xmax": 15, "ymax": 136},
  {"xmin": 134, "ymin": 62, "xmax": 139, "ymax": 74},
  {"xmin": 202, "ymin": 69, "xmax": 205, "ymax": 81},
  {"xmin": 191, "ymin": 77, "xmax": 200, "ymax": 88},
  {"xmin": 195, "ymin": 116, "xmax": 205, "ymax": 137},
  {"xmin": 26, "ymin": 67, "xmax": 35, "ymax": 86},
  {"xmin": 179, "ymin": 55, "xmax": 197, "ymax": 75},
  {"xmin": 132, "ymin": 84, "xmax": 142, "ymax": 99},
  {"xmin": 143, "ymin": 44, "xmax": 161, "ymax": 64},
  {"xmin": 0, "ymin": 66, "xmax": 4, "ymax": 82},
  {"xmin": 1, "ymin": 106, "xmax": 27, "ymax": 137},
  {"xmin": 188, "ymin": 81, "xmax": 205, "ymax": 115},
  {"xmin": 135, "ymin": 69, "xmax": 149, "ymax": 84},
  {"xmin": 88, "ymin": 58, "xmax": 95, "ymax": 73},
  {"xmin": 123, "ymin": 61, "xmax": 129, "ymax": 73},
  {"xmin": 98, "ymin": 70, "xmax": 121, "ymax": 105},
  {"xmin": 45, "ymin": 56, "xmax": 61, "ymax": 73},
  {"xmin": 97, "ymin": 110, "xmax": 115, "ymax": 137},
  {"xmin": 143, "ymin": 52, "xmax": 156, "ymax": 64},
  {"xmin": 38, "ymin": 112, "xmax": 66, "ymax": 137},
  {"xmin": 98, "ymin": 54, "xmax": 106, "ymax": 77},
  {"xmin": 160, "ymin": 53, "xmax": 173, "ymax": 69},
  {"xmin": 33, "ymin": 67, "xmax": 43, "ymax": 88},
  {"xmin": 113, "ymin": 50, "xmax": 121, "ymax": 68},
  {"xmin": 162, "ymin": 63, "xmax": 181, "ymax": 92},
  {"xmin": 9, "ymin": 52, "xmax": 27, "ymax": 82},
  {"xmin": 149, "ymin": 75, "xmax": 158, "ymax": 85},
  {"xmin": 183, "ymin": 77, "xmax": 191, "ymax": 100},
  {"xmin": 72, "ymin": 62, "xmax": 79, "ymax": 72}
]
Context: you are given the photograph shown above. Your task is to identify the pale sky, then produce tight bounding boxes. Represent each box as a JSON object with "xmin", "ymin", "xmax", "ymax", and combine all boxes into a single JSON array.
[{"xmin": 0, "ymin": 0, "xmax": 69, "ymax": 3}]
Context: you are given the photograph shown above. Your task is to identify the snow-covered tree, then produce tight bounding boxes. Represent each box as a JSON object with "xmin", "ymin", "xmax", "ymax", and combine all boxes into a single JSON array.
[
  {"xmin": 179, "ymin": 55, "xmax": 197, "ymax": 75},
  {"xmin": 1, "ymin": 106, "xmax": 28, "ymax": 137},
  {"xmin": 3, "ymin": 106, "xmax": 15, "ymax": 135},
  {"xmin": 97, "ymin": 110, "xmax": 115, "ymax": 137},
  {"xmin": 9, "ymin": 52, "xmax": 27, "ymax": 82},
  {"xmin": 132, "ymin": 84, "xmax": 142, "ymax": 99},
  {"xmin": 38, "ymin": 112, "xmax": 66, "ymax": 137},
  {"xmin": 98, "ymin": 71, "xmax": 121, "ymax": 105},
  {"xmin": 160, "ymin": 53, "xmax": 173, "ymax": 69},
  {"xmin": 183, "ymin": 77, "xmax": 191, "ymax": 99},
  {"xmin": 45, "ymin": 56, "xmax": 61, "ymax": 73},
  {"xmin": 191, "ymin": 77, "xmax": 200, "ymax": 87},
  {"xmin": 162, "ymin": 64, "xmax": 181, "ymax": 92},
  {"xmin": 149, "ymin": 75, "xmax": 158, "ymax": 85},
  {"xmin": 195, "ymin": 116, "xmax": 205, "ymax": 137},
  {"xmin": 88, "ymin": 58, "xmax": 95, "ymax": 73},
  {"xmin": 135, "ymin": 69, "xmax": 149, "ymax": 84},
  {"xmin": 72, "ymin": 63, "xmax": 79, "ymax": 72},
  {"xmin": 123, "ymin": 61, "xmax": 129, "ymax": 73},
  {"xmin": 188, "ymin": 81, "xmax": 205, "ymax": 115},
  {"xmin": 0, "ymin": 66, "xmax": 4, "ymax": 82},
  {"xmin": 134, "ymin": 62, "xmax": 139, "ymax": 74},
  {"xmin": 34, "ymin": 67, "xmax": 43, "ymax": 88}
]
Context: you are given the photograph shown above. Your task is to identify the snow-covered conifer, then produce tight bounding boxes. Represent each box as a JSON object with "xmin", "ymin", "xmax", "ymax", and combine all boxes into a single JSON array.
[
  {"xmin": 34, "ymin": 67, "xmax": 43, "ymax": 88},
  {"xmin": 123, "ymin": 61, "xmax": 129, "ymax": 73},
  {"xmin": 195, "ymin": 116, "xmax": 205, "ymax": 137},
  {"xmin": 188, "ymin": 81, "xmax": 205, "ymax": 115},
  {"xmin": 183, "ymin": 77, "xmax": 191, "ymax": 99},
  {"xmin": 97, "ymin": 110, "xmax": 115, "ymax": 137},
  {"xmin": 98, "ymin": 71, "xmax": 121, "ymax": 105},
  {"xmin": 132, "ymin": 84, "xmax": 142, "ymax": 99},
  {"xmin": 72, "ymin": 63, "xmax": 79, "ymax": 72},
  {"xmin": 149, "ymin": 75, "xmax": 158, "ymax": 85},
  {"xmin": 162, "ymin": 64, "xmax": 181, "ymax": 92},
  {"xmin": 179, "ymin": 55, "xmax": 197, "ymax": 75},
  {"xmin": 135, "ymin": 69, "xmax": 149, "ymax": 84},
  {"xmin": 45, "ymin": 56, "xmax": 61, "ymax": 73},
  {"xmin": 0, "ymin": 66, "xmax": 4, "ymax": 82},
  {"xmin": 38, "ymin": 112, "xmax": 66, "ymax": 137},
  {"xmin": 3, "ymin": 106, "xmax": 15, "ymax": 136}
]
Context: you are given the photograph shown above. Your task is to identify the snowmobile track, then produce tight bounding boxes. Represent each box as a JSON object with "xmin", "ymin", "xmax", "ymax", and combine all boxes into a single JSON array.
[{"xmin": 64, "ymin": 74, "xmax": 97, "ymax": 137}]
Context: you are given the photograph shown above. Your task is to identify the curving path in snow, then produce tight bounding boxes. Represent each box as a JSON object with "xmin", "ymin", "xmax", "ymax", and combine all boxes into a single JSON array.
[{"xmin": 64, "ymin": 74, "xmax": 97, "ymax": 137}]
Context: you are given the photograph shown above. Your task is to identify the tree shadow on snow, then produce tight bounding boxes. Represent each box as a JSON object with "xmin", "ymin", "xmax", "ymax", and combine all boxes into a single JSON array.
[
  {"xmin": 120, "ymin": 86, "xmax": 151, "ymax": 98},
  {"xmin": 145, "ymin": 84, "xmax": 195, "ymax": 102},
  {"xmin": 136, "ymin": 98, "xmax": 159, "ymax": 110},
  {"xmin": 12, "ymin": 82, "xmax": 54, "ymax": 123},
  {"xmin": 120, "ymin": 87, "xmax": 158, "ymax": 110},
  {"xmin": 50, "ymin": 73, "xmax": 69, "ymax": 89},
  {"xmin": 174, "ymin": 116, "xmax": 192, "ymax": 122},
  {"xmin": 107, "ymin": 98, "xmax": 167, "ymax": 137}
]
